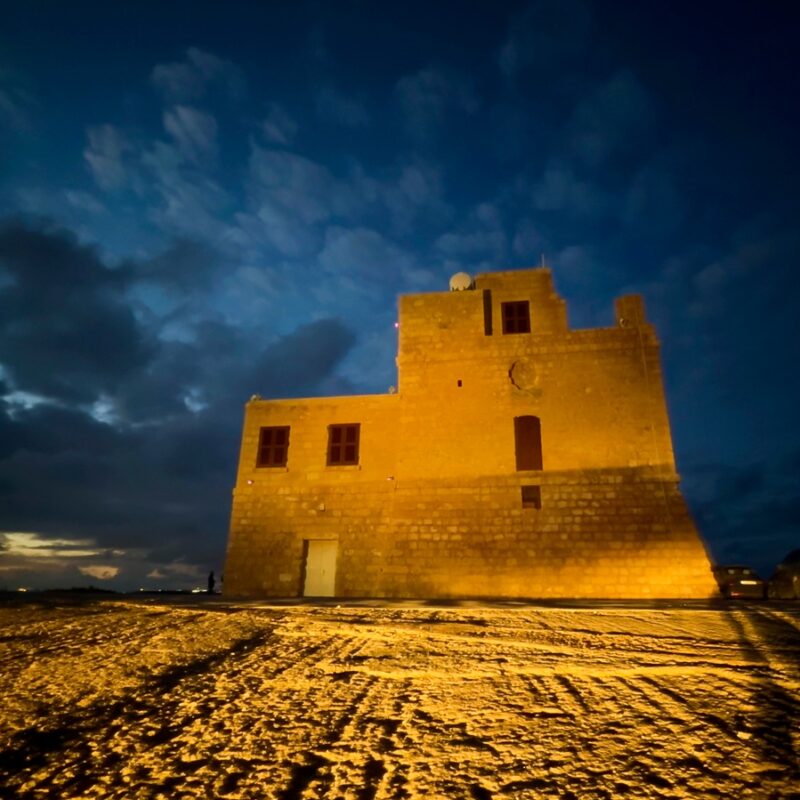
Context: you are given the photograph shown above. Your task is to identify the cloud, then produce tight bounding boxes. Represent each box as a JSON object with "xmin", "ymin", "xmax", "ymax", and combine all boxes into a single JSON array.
[
  {"xmin": 315, "ymin": 86, "xmax": 370, "ymax": 128},
  {"xmin": 0, "ymin": 402, "xmax": 122, "ymax": 460},
  {"xmin": 0, "ymin": 529, "xmax": 202, "ymax": 589},
  {"xmin": 64, "ymin": 190, "xmax": 107, "ymax": 216},
  {"xmin": 623, "ymin": 160, "xmax": 684, "ymax": 235},
  {"xmin": 248, "ymin": 146, "xmax": 350, "ymax": 225},
  {"xmin": 568, "ymin": 71, "xmax": 655, "ymax": 167},
  {"xmin": 531, "ymin": 160, "xmax": 610, "ymax": 217},
  {"xmin": 318, "ymin": 226, "xmax": 415, "ymax": 286},
  {"xmin": 234, "ymin": 204, "xmax": 319, "ymax": 259},
  {"xmin": 0, "ymin": 217, "xmax": 152, "ymax": 403},
  {"xmin": 499, "ymin": 0, "xmax": 592, "ymax": 76},
  {"xmin": 242, "ymin": 144, "xmax": 454, "ymax": 257},
  {"xmin": 553, "ymin": 244, "xmax": 595, "ymax": 283},
  {"xmin": 83, "ymin": 103, "xmax": 228, "ymax": 239},
  {"xmin": 372, "ymin": 161, "xmax": 452, "ymax": 234},
  {"xmin": 146, "ymin": 568, "xmax": 166, "ymax": 579},
  {"xmin": 435, "ymin": 230, "xmax": 505, "ymax": 258},
  {"xmin": 151, "ymin": 47, "xmax": 245, "ymax": 102},
  {"xmin": 247, "ymin": 319, "xmax": 358, "ymax": 400},
  {"xmin": 0, "ymin": 531, "xmax": 127, "ymax": 587},
  {"xmin": 141, "ymin": 140, "xmax": 232, "ymax": 239},
  {"xmin": 114, "ymin": 316, "xmax": 357, "ymax": 425},
  {"xmin": 682, "ymin": 454, "xmax": 800, "ymax": 577},
  {"xmin": 260, "ymin": 104, "xmax": 298, "ymax": 146},
  {"xmin": 0, "ymin": 81, "xmax": 34, "ymax": 133},
  {"xmin": 651, "ymin": 227, "xmax": 800, "ymax": 336},
  {"xmin": 11, "ymin": 188, "xmax": 113, "ymax": 247},
  {"xmin": 151, "ymin": 561, "xmax": 203, "ymax": 578},
  {"xmin": 1, "ymin": 532, "xmax": 101, "ymax": 559},
  {"xmin": 549, "ymin": 244, "xmax": 624, "ymax": 327},
  {"xmin": 433, "ymin": 203, "xmax": 507, "ymax": 263},
  {"xmin": 395, "ymin": 67, "xmax": 479, "ymax": 140},
  {"xmin": 512, "ymin": 219, "xmax": 546, "ymax": 259},
  {"xmin": 79, "ymin": 565, "xmax": 119, "ymax": 580},
  {"xmin": 163, "ymin": 106, "xmax": 218, "ymax": 162},
  {"xmin": 109, "ymin": 334, "xmax": 214, "ymax": 424},
  {"xmin": 642, "ymin": 224, "xmax": 800, "ymax": 487},
  {"xmin": 84, "ymin": 125, "xmax": 132, "ymax": 191},
  {"xmin": 241, "ymin": 146, "xmax": 368, "ymax": 257},
  {"xmin": 0, "ymin": 260, "xmax": 357, "ymax": 588},
  {"xmin": 134, "ymin": 238, "xmax": 222, "ymax": 294}
]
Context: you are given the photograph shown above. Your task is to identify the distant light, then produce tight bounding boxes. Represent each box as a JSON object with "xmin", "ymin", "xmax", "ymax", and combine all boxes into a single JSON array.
[
  {"xmin": 17, "ymin": 587, "xmax": 28, "ymax": 592},
  {"xmin": 394, "ymin": 322, "xmax": 399, "ymax": 329},
  {"xmin": 740, "ymin": 580, "xmax": 759, "ymax": 585},
  {"xmin": 191, "ymin": 588, "xmax": 203, "ymax": 593}
]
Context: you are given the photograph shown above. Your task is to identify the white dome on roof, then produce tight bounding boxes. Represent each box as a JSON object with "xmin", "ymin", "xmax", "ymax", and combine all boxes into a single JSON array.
[{"xmin": 449, "ymin": 272, "xmax": 474, "ymax": 291}]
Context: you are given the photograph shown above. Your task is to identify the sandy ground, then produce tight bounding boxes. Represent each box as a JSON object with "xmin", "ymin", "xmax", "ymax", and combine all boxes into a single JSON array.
[{"xmin": 1, "ymin": 598, "xmax": 799, "ymax": 799}]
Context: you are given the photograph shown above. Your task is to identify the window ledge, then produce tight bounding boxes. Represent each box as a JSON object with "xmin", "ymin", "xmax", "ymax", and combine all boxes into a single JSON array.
[{"xmin": 325, "ymin": 464, "xmax": 362, "ymax": 471}]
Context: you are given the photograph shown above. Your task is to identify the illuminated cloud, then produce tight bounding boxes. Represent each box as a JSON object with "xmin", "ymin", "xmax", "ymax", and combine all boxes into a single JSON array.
[
  {"xmin": 79, "ymin": 565, "xmax": 120, "ymax": 580},
  {"xmin": 2, "ymin": 532, "xmax": 101, "ymax": 560},
  {"xmin": 146, "ymin": 568, "xmax": 167, "ymax": 579}
]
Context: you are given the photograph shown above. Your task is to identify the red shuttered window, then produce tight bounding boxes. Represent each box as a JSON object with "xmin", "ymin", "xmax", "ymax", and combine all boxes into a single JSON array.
[
  {"xmin": 327, "ymin": 424, "xmax": 360, "ymax": 465},
  {"xmin": 257, "ymin": 426, "xmax": 290, "ymax": 467}
]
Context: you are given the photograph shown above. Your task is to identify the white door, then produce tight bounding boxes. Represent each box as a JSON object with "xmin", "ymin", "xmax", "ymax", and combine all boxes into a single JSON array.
[{"xmin": 303, "ymin": 540, "xmax": 338, "ymax": 597}]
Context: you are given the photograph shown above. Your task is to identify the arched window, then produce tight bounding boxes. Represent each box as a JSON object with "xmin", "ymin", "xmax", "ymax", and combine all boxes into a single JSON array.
[{"xmin": 514, "ymin": 415, "xmax": 542, "ymax": 471}]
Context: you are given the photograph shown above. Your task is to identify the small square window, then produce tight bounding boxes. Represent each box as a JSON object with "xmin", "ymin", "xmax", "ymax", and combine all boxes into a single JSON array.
[
  {"xmin": 327, "ymin": 423, "xmax": 360, "ymax": 465},
  {"xmin": 521, "ymin": 485, "xmax": 541, "ymax": 509},
  {"xmin": 502, "ymin": 301, "xmax": 531, "ymax": 334},
  {"xmin": 257, "ymin": 426, "xmax": 290, "ymax": 467}
]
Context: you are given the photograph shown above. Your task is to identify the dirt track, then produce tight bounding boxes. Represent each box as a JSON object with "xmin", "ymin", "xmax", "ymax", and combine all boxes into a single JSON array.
[{"xmin": 1, "ymin": 599, "xmax": 799, "ymax": 799}]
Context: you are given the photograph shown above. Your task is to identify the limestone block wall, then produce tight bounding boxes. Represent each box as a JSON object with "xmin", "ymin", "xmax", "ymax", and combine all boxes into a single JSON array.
[
  {"xmin": 225, "ymin": 479, "xmax": 394, "ymax": 596},
  {"xmin": 224, "ymin": 395, "xmax": 399, "ymax": 596},
  {"xmin": 395, "ymin": 332, "xmax": 675, "ymax": 479},
  {"xmin": 397, "ymin": 270, "xmax": 675, "ymax": 478},
  {"xmin": 226, "ymin": 468, "xmax": 713, "ymax": 599},
  {"xmin": 377, "ymin": 470, "xmax": 712, "ymax": 599}
]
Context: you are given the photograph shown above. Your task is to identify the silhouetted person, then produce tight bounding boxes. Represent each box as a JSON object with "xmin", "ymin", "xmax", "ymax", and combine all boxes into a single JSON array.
[{"xmin": 207, "ymin": 570, "xmax": 215, "ymax": 594}]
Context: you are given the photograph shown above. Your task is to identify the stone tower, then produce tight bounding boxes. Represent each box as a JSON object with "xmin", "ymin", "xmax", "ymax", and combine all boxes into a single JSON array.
[{"xmin": 224, "ymin": 268, "xmax": 716, "ymax": 599}]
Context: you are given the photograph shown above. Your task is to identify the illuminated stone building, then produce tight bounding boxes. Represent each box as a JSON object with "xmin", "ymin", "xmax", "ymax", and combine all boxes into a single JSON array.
[{"xmin": 224, "ymin": 268, "xmax": 716, "ymax": 598}]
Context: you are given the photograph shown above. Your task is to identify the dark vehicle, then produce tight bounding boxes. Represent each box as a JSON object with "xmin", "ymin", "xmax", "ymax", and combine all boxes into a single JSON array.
[
  {"xmin": 768, "ymin": 549, "xmax": 800, "ymax": 599},
  {"xmin": 713, "ymin": 565, "xmax": 766, "ymax": 599}
]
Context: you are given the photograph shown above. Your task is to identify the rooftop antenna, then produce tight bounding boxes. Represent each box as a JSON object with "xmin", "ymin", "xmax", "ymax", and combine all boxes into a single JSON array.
[{"xmin": 540, "ymin": 253, "xmax": 547, "ymax": 268}]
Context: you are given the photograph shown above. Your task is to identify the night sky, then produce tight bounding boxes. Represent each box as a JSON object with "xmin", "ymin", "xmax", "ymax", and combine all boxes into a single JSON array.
[{"xmin": 1, "ymin": 1, "xmax": 798, "ymax": 591}]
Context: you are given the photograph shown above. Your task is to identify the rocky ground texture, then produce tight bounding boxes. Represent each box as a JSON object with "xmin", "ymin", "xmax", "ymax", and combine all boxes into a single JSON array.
[{"xmin": 1, "ymin": 598, "xmax": 799, "ymax": 799}]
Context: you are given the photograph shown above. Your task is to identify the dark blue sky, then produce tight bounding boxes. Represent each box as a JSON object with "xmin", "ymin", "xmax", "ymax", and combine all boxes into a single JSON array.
[{"xmin": 1, "ymin": 0, "xmax": 798, "ymax": 589}]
